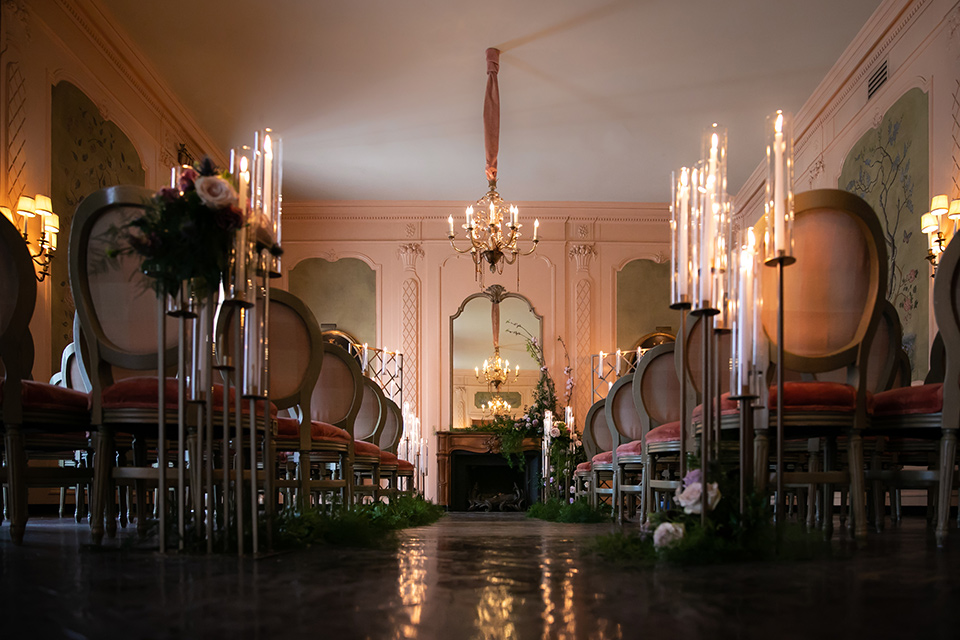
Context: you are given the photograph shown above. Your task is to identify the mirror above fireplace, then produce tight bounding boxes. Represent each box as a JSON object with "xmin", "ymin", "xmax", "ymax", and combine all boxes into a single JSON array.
[{"xmin": 449, "ymin": 285, "xmax": 542, "ymax": 429}]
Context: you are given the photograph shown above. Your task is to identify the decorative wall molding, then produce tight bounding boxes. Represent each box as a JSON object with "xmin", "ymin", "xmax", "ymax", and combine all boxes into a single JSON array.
[
  {"xmin": 574, "ymin": 278, "xmax": 592, "ymax": 415},
  {"xmin": 808, "ymin": 154, "xmax": 826, "ymax": 189},
  {"xmin": 569, "ymin": 244, "xmax": 596, "ymax": 272},
  {"xmin": 401, "ymin": 278, "xmax": 420, "ymax": 414},
  {"xmin": 397, "ymin": 242, "xmax": 424, "ymax": 272},
  {"xmin": 49, "ymin": 0, "xmax": 223, "ymax": 163},
  {"xmin": 5, "ymin": 60, "xmax": 26, "ymax": 204},
  {"xmin": 3, "ymin": 0, "xmax": 31, "ymax": 41}
]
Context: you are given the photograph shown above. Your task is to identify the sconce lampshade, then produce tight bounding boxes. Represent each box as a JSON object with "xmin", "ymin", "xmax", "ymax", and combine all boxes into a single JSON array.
[
  {"xmin": 931, "ymin": 195, "xmax": 949, "ymax": 216},
  {"xmin": 16, "ymin": 195, "xmax": 36, "ymax": 218},
  {"xmin": 920, "ymin": 212, "xmax": 938, "ymax": 234},
  {"xmin": 34, "ymin": 194, "xmax": 53, "ymax": 216},
  {"xmin": 949, "ymin": 199, "xmax": 960, "ymax": 220},
  {"xmin": 44, "ymin": 213, "xmax": 60, "ymax": 234}
]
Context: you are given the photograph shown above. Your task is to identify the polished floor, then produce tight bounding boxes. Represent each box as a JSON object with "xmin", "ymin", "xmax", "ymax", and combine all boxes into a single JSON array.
[{"xmin": 2, "ymin": 512, "xmax": 960, "ymax": 639}]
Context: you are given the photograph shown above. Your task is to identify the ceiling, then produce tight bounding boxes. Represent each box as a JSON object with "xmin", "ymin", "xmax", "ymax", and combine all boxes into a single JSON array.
[{"xmin": 97, "ymin": 0, "xmax": 884, "ymax": 204}]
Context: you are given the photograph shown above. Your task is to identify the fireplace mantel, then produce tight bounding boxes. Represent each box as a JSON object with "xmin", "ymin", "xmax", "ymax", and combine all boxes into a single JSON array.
[{"xmin": 436, "ymin": 431, "xmax": 540, "ymax": 507}]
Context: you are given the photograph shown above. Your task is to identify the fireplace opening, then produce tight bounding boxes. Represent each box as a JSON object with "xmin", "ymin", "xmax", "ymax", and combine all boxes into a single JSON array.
[{"xmin": 449, "ymin": 451, "xmax": 541, "ymax": 512}]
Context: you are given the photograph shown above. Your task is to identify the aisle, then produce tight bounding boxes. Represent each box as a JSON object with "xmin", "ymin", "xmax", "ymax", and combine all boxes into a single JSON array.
[{"xmin": 2, "ymin": 513, "xmax": 960, "ymax": 638}]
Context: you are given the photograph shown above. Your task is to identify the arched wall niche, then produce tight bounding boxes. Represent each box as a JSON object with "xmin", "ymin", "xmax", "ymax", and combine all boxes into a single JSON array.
[
  {"xmin": 615, "ymin": 258, "xmax": 678, "ymax": 352},
  {"xmin": 288, "ymin": 256, "xmax": 377, "ymax": 348}
]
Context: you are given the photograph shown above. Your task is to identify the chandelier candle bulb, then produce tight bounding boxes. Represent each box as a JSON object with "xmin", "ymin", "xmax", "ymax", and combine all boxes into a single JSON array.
[
  {"xmin": 533, "ymin": 219, "xmax": 539, "ymax": 241},
  {"xmin": 448, "ymin": 216, "xmax": 455, "ymax": 237},
  {"xmin": 597, "ymin": 351, "xmax": 605, "ymax": 379},
  {"xmin": 170, "ymin": 166, "xmax": 177, "ymax": 189},
  {"xmin": 362, "ymin": 343, "xmax": 368, "ymax": 373},
  {"xmin": 615, "ymin": 349, "xmax": 621, "ymax": 375}
]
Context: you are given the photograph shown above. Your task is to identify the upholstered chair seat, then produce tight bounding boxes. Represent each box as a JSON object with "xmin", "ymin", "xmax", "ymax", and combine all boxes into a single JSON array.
[
  {"xmin": 615, "ymin": 439, "xmax": 644, "ymax": 458},
  {"xmin": 768, "ymin": 381, "xmax": 861, "ymax": 413},
  {"xmin": 0, "ymin": 378, "xmax": 90, "ymax": 416},
  {"xmin": 276, "ymin": 416, "xmax": 350, "ymax": 443},
  {"xmin": 576, "ymin": 461, "xmax": 592, "ymax": 473},
  {"xmin": 645, "ymin": 420, "xmax": 682, "ymax": 444},
  {"xmin": 101, "ymin": 377, "xmax": 278, "ymax": 416},
  {"xmin": 871, "ymin": 383, "xmax": 943, "ymax": 417},
  {"xmin": 592, "ymin": 450, "xmax": 613, "ymax": 466}
]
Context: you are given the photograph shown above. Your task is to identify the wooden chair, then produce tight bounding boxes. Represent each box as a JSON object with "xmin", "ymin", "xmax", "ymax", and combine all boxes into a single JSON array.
[
  {"xmin": 69, "ymin": 185, "xmax": 189, "ymax": 544},
  {"xmin": 352, "ymin": 376, "xmax": 387, "ymax": 502},
  {"xmin": 380, "ymin": 399, "xmax": 416, "ymax": 497},
  {"xmin": 574, "ymin": 407, "xmax": 600, "ymax": 500},
  {"xmin": 604, "ymin": 373, "xmax": 644, "ymax": 523},
  {"xmin": 757, "ymin": 189, "xmax": 887, "ymax": 541},
  {"xmin": 633, "ymin": 342, "xmax": 682, "ymax": 524},
  {"xmin": 256, "ymin": 288, "xmax": 333, "ymax": 511},
  {"xmin": 869, "ymin": 234, "xmax": 960, "ymax": 546},
  {"xmin": 584, "ymin": 398, "xmax": 613, "ymax": 508},
  {"xmin": 1, "ymin": 213, "xmax": 92, "ymax": 543}
]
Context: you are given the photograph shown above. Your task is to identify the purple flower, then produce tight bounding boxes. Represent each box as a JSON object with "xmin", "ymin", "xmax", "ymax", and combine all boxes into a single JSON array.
[
  {"xmin": 682, "ymin": 468, "xmax": 702, "ymax": 488},
  {"xmin": 569, "ymin": 498, "xmax": 575, "ymax": 504},
  {"xmin": 214, "ymin": 205, "xmax": 244, "ymax": 230},
  {"xmin": 157, "ymin": 187, "xmax": 180, "ymax": 203},
  {"xmin": 178, "ymin": 167, "xmax": 199, "ymax": 192}
]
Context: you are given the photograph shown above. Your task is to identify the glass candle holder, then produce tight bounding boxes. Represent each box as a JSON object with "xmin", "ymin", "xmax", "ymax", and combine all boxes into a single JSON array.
[
  {"xmin": 692, "ymin": 124, "xmax": 727, "ymax": 315},
  {"xmin": 764, "ymin": 110, "xmax": 795, "ymax": 264},
  {"xmin": 670, "ymin": 167, "xmax": 695, "ymax": 309}
]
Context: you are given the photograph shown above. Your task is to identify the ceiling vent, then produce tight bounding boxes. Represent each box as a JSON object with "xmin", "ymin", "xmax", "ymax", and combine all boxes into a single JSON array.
[{"xmin": 868, "ymin": 60, "xmax": 888, "ymax": 100}]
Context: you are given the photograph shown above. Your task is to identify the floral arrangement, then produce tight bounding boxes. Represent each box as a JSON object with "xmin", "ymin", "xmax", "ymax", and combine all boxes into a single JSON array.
[
  {"xmin": 107, "ymin": 158, "xmax": 244, "ymax": 298},
  {"xmin": 651, "ymin": 467, "xmax": 722, "ymax": 549}
]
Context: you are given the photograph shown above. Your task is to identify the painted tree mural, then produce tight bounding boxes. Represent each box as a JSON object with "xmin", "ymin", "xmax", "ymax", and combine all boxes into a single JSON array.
[{"xmin": 839, "ymin": 88, "xmax": 929, "ymax": 379}]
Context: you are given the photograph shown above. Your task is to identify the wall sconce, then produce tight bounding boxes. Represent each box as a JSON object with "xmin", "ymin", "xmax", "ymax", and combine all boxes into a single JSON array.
[
  {"xmin": 922, "ymin": 193, "xmax": 959, "ymax": 275},
  {"xmin": 11, "ymin": 193, "xmax": 58, "ymax": 281}
]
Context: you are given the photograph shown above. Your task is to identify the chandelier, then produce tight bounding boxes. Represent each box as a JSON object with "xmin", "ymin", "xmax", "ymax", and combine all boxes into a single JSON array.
[
  {"xmin": 475, "ymin": 346, "xmax": 519, "ymax": 391},
  {"xmin": 448, "ymin": 48, "xmax": 538, "ymax": 279},
  {"xmin": 482, "ymin": 394, "xmax": 513, "ymax": 416}
]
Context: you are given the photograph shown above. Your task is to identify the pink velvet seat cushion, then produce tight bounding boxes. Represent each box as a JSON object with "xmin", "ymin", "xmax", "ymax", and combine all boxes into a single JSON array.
[
  {"xmin": 592, "ymin": 451, "xmax": 613, "ymax": 465},
  {"xmin": 768, "ymin": 381, "xmax": 860, "ymax": 412},
  {"xmin": 276, "ymin": 417, "xmax": 351, "ymax": 442},
  {"xmin": 576, "ymin": 461, "xmax": 592, "ymax": 473},
  {"xmin": 871, "ymin": 383, "xmax": 943, "ymax": 417},
  {"xmin": 0, "ymin": 378, "xmax": 90, "ymax": 414},
  {"xmin": 397, "ymin": 459, "xmax": 415, "ymax": 472},
  {"xmin": 646, "ymin": 420, "xmax": 681, "ymax": 444},
  {"xmin": 380, "ymin": 450, "xmax": 399, "ymax": 466},
  {"xmin": 616, "ymin": 439, "xmax": 644, "ymax": 456},
  {"xmin": 101, "ymin": 377, "xmax": 278, "ymax": 415},
  {"xmin": 691, "ymin": 393, "xmax": 740, "ymax": 421},
  {"xmin": 353, "ymin": 439, "xmax": 381, "ymax": 458}
]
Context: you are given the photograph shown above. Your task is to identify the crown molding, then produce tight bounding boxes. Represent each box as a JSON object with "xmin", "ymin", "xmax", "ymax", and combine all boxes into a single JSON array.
[{"xmin": 50, "ymin": 0, "xmax": 225, "ymax": 164}]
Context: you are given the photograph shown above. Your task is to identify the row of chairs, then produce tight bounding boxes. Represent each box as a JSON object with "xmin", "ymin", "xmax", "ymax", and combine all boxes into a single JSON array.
[
  {"xmin": 1, "ymin": 185, "xmax": 415, "ymax": 546},
  {"xmin": 577, "ymin": 189, "xmax": 959, "ymax": 545}
]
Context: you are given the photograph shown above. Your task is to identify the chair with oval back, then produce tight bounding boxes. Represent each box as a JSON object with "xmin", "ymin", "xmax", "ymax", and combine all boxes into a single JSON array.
[
  {"xmin": 631, "ymin": 342, "xmax": 683, "ymax": 523},
  {"xmin": 69, "ymin": 185, "xmax": 189, "ymax": 545},
  {"xmin": 255, "ymin": 288, "xmax": 333, "ymax": 511},
  {"xmin": 304, "ymin": 342, "xmax": 366, "ymax": 505},
  {"xmin": 604, "ymin": 373, "xmax": 644, "ymax": 523},
  {"xmin": 869, "ymin": 235, "xmax": 960, "ymax": 546},
  {"xmin": 574, "ymin": 404, "xmax": 600, "ymax": 500},
  {"xmin": 1, "ymin": 213, "xmax": 91, "ymax": 544},
  {"xmin": 757, "ymin": 188, "xmax": 887, "ymax": 542},
  {"xmin": 381, "ymin": 399, "xmax": 416, "ymax": 497},
  {"xmin": 353, "ymin": 376, "xmax": 388, "ymax": 502},
  {"xmin": 584, "ymin": 398, "xmax": 613, "ymax": 508}
]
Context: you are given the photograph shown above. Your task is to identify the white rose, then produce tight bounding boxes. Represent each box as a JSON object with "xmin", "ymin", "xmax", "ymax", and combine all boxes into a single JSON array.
[
  {"xmin": 653, "ymin": 522, "xmax": 685, "ymax": 548},
  {"xmin": 674, "ymin": 481, "xmax": 721, "ymax": 514},
  {"xmin": 549, "ymin": 427, "xmax": 561, "ymax": 438},
  {"xmin": 195, "ymin": 175, "xmax": 238, "ymax": 209}
]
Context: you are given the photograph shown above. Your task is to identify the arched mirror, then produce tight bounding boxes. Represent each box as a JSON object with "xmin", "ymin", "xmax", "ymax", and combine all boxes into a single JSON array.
[{"xmin": 450, "ymin": 285, "xmax": 542, "ymax": 428}]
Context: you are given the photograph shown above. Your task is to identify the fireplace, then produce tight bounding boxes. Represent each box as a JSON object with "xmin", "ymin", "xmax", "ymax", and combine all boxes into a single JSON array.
[
  {"xmin": 436, "ymin": 431, "xmax": 541, "ymax": 511},
  {"xmin": 450, "ymin": 451, "xmax": 540, "ymax": 512}
]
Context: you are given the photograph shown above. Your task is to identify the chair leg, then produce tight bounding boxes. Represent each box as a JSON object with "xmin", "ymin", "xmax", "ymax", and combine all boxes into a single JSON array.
[
  {"xmin": 117, "ymin": 450, "xmax": 129, "ymax": 529},
  {"xmin": 936, "ymin": 430, "xmax": 957, "ymax": 547},
  {"xmin": 133, "ymin": 436, "xmax": 148, "ymax": 537},
  {"xmin": 640, "ymin": 454, "xmax": 652, "ymax": 524},
  {"xmin": 4, "ymin": 425, "xmax": 28, "ymax": 544},
  {"xmin": 90, "ymin": 427, "xmax": 115, "ymax": 544},
  {"xmin": 754, "ymin": 431, "xmax": 769, "ymax": 492},
  {"xmin": 822, "ymin": 439, "xmax": 835, "ymax": 539},
  {"xmin": 806, "ymin": 449, "xmax": 819, "ymax": 530},
  {"xmin": 848, "ymin": 432, "xmax": 868, "ymax": 542}
]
